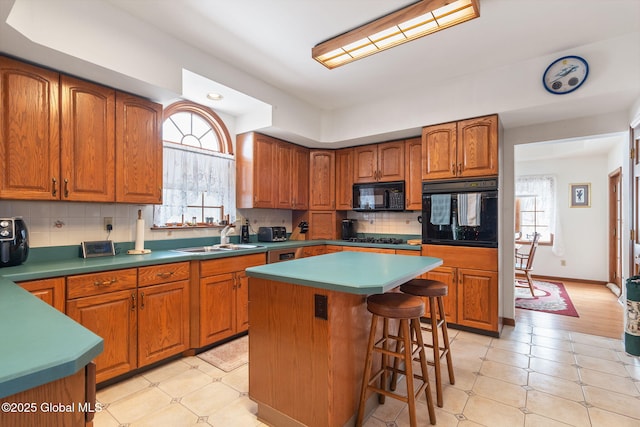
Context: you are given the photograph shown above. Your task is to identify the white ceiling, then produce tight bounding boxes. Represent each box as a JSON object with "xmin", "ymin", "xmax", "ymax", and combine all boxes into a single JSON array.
[{"xmin": 1, "ymin": 0, "xmax": 639, "ymax": 148}]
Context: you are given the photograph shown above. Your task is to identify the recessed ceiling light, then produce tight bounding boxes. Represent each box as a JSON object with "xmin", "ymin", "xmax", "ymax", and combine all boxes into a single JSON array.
[{"xmin": 207, "ymin": 92, "xmax": 224, "ymax": 101}]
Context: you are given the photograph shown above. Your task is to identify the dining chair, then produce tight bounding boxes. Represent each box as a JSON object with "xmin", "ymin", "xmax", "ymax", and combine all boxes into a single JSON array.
[{"xmin": 515, "ymin": 232, "xmax": 540, "ymax": 296}]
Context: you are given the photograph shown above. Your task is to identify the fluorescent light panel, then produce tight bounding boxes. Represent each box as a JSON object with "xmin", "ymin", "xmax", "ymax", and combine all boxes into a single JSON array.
[{"xmin": 312, "ymin": 0, "xmax": 479, "ymax": 69}]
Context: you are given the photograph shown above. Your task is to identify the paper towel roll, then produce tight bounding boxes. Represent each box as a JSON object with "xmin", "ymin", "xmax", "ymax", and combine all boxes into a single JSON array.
[{"xmin": 134, "ymin": 218, "xmax": 145, "ymax": 251}]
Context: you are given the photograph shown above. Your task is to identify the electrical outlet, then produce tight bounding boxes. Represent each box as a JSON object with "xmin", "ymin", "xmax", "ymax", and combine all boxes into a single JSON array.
[
  {"xmin": 560, "ymin": 260, "xmax": 566, "ymax": 266},
  {"xmin": 104, "ymin": 217, "xmax": 113, "ymax": 231}
]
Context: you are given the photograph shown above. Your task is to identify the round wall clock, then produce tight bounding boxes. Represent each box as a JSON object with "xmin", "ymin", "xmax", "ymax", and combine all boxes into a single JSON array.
[{"xmin": 542, "ymin": 55, "xmax": 589, "ymax": 95}]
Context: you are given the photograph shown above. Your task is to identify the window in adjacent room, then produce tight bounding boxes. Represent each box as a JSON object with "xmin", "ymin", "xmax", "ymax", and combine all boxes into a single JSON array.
[
  {"xmin": 515, "ymin": 175, "xmax": 556, "ymax": 245},
  {"xmin": 153, "ymin": 101, "xmax": 235, "ymax": 227}
]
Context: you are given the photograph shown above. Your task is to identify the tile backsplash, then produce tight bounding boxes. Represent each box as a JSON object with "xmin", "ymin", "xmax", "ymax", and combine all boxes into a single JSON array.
[{"xmin": 0, "ymin": 200, "xmax": 422, "ymax": 248}]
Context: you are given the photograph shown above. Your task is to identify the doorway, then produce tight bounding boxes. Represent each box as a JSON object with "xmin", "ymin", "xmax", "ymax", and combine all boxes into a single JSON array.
[{"xmin": 609, "ymin": 168, "xmax": 622, "ymax": 291}]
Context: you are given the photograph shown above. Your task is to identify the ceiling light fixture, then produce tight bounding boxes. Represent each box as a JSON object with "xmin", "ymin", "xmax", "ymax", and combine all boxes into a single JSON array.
[
  {"xmin": 207, "ymin": 92, "xmax": 224, "ymax": 101},
  {"xmin": 312, "ymin": 0, "xmax": 480, "ymax": 69}
]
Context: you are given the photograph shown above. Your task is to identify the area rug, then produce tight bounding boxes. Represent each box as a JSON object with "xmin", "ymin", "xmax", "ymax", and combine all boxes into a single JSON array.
[
  {"xmin": 197, "ymin": 336, "xmax": 248, "ymax": 372},
  {"xmin": 515, "ymin": 280, "xmax": 579, "ymax": 317}
]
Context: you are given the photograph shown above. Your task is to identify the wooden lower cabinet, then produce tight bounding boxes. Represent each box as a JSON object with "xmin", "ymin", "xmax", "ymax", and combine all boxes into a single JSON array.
[
  {"xmin": 198, "ymin": 254, "xmax": 265, "ymax": 346},
  {"xmin": 301, "ymin": 245, "xmax": 326, "ymax": 257},
  {"xmin": 422, "ymin": 244, "xmax": 499, "ymax": 334},
  {"xmin": 67, "ymin": 263, "xmax": 190, "ymax": 383},
  {"xmin": 66, "ymin": 288, "xmax": 137, "ymax": 383},
  {"xmin": 137, "ymin": 262, "xmax": 190, "ymax": 367},
  {"xmin": 0, "ymin": 363, "xmax": 96, "ymax": 427},
  {"xmin": 18, "ymin": 277, "xmax": 65, "ymax": 312}
]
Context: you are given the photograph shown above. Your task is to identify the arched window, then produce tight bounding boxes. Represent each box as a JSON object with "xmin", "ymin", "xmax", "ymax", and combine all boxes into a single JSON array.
[{"xmin": 153, "ymin": 101, "xmax": 235, "ymax": 227}]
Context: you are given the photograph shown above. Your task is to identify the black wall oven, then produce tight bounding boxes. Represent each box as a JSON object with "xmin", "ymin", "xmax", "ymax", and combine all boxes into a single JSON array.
[{"xmin": 422, "ymin": 178, "xmax": 498, "ymax": 248}]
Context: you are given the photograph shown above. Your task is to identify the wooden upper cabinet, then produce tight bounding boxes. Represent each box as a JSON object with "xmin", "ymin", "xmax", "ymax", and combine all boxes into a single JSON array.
[
  {"xmin": 405, "ymin": 137, "xmax": 422, "ymax": 210},
  {"xmin": 276, "ymin": 141, "xmax": 293, "ymax": 209},
  {"xmin": 309, "ymin": 150, "xmax": 335, "ymax": 210},
  {"xmin": 457, "ymin": 115, "xmax": 498, "ymax": 178},
  {"xmin": 335, "ymin": 148, "xmax": 354, "ymax": 210},
  {"xmin": 291, "ymin": 145, "xmax": 309, "ymax": 210},
  {"xmin": 422, "ymin": 121, "xmax": 457, "ymax": 180},
  {"xmin": 0, "ymin": 56, "xmax": 60, "ymax": 200},
  {"xmin": 237, "ymin": 132, "xmax": 307, "ymax": 209},
  {"xmin": 115, "ymin": 92, "xmax": 163, "ymax": 203},
  {"xmin": 353, "ymin": 140, "xmax": 404, "ymax": 183},
  {"xmin": 61, "ymin": 75, "xmax": 115, "ymax": 202},
  {"xmin": 422, "ymin": 115, "xmax": 498, "ymax": 180}
]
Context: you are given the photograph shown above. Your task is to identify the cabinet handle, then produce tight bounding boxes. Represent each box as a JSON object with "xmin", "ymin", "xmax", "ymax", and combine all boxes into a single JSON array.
[
  {"xmin": 156, "ymin": 272, "xmax": 175, "ymax": 279},
  {"xmin": 63, "ymin": 178, "xmax": 69, "ymax": 198},
  {"xmin": 158, "ymin": 188, "xmax": 162, "ymax": 202},
  {"xmin": 131, "ymin": 293, "xmax": 136, "ymax": 310},
  {"xmin": 52, "ymin": 177, "xmax": 57, "ymax": 196},
  {"xmin": 451, "ymin": 164, "xmax": 456, "ymax": 175},
  {"xmin": 458, "ymin": 163, "xmax": 462, "ymax": 174},
  {"xmin": 93, "ymin": 279, "xmax": 117, "ymax": 287},
  {"xmin": 140, "ymin": 292, "xmax": 145, "ymax": 309}
]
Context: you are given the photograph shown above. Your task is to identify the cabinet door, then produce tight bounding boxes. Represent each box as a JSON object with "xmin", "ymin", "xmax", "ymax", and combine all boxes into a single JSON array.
[
  {"xmin": 276, "ymin": 141, "xmax": 293, "ymax": 209},
  {"xmin": 200, "ymin": 273, "xmax": 235, "ymax": 345},
  {"xmin": 456, "ymin": 268, "xmax": 498, "ymax": 331},
  {"xmin": 457, "ymin": 115, "xmax": 498, "ymax": 178},
  {"xmin": 308, "ymin": 211, "xmax": 336, "ymax": 240},
  {"xmin": 353, "ymin": 145, "xmax": 377, "ymax": 183},
  {"xmin": 292, "ymin": 145, "xmax": 309, "ymax": 209},
  {"xmin": 236, "ymin": 271, "xmax": 250, "ymax": 333},
  {"xmin": 405, "ymin": 137, "xmax": 422, "ymax": 210},
  {"xmin": 253, "ymin": 135, "xmax": 276, "ymax": 208},
  {"xmin": 309, "ymin": 150, "xmax": 335, "ymax": 210},
  {"xmin": 335, "ymin": 148, "xmax": 354, "ymax": 210},
  {"xmin": 422, "ymin": 122, "xmax": 457, "ymax": 180},
  {"xmin": 377, "ymin": 141, "xmax": 404, "ymax": 182},
  {"xmin": 0, "ymin": 56, "xmax": 60, "ymax": 200},
  {"xmin": 60, "ymin": 75, "xmax": 115, "ymax": 202},
  {"xmin": 115, "ymin": 92, "xmax": 162, "ymax": 204},
  {"xmin": 19, "ymin": 277, "xmax": 65, "ymax": 313},
  {"xmin": 67, "ymin": 290, "xmax": 137, "ymax": 383},
  {"xmin": 424, "ymin": 266, "xmax": 457, "ymax": 323},
  {"xmin": 138, "ymin": 281, "xmax": 190, "ymax": 367}
]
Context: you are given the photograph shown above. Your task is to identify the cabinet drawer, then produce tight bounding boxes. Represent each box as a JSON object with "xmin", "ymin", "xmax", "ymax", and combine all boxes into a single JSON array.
[
  {"xmin": 138, "ymin": 262, "xmax": 190, "ymax": 287},
  {"xmin": 67, "ymin": 268, "xmax": 137, "ymax": 299},
  {"xmin": 421, "ymin": 244, "xmax": 497, "ymax": 270},
  {"xmin": 200, "ymin": 253, "xmax": 265, "ymax": 277}
]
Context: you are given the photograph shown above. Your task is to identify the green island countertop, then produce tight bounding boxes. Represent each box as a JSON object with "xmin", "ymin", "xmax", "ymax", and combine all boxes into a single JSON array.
[
  {"xmin": 0, "ymin": 278, "xmax": 103, "ymax": 399},
  {"xmin": 245, "ymin": 251, "xmax": 442, "ymax": 294}
]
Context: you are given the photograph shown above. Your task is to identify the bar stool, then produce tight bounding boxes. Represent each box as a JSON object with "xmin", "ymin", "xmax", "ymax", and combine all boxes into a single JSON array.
[
  {"xmin": 356, "ymin": 292, "xmax": 435, "ymax": 427},
  {"xmin": 399, "ymin": 279, "xmax": 455, "ymax": 408}
]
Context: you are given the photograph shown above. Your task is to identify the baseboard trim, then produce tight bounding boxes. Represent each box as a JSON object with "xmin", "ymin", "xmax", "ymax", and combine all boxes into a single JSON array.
[{"xmin": 515, "ymin": 274, "xmax": 606, "ymax": 286}]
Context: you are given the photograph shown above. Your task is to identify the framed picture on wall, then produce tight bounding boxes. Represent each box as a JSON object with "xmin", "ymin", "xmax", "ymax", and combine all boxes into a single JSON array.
[{"xmin": 570, "ymin": 183, "xmax": 590, "ymax": 208}]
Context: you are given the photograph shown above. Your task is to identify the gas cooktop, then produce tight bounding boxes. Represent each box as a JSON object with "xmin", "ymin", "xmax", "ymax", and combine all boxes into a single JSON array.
[{"xmin": 347, "ymin": 237, "xmax": 405, "ymax": 245}]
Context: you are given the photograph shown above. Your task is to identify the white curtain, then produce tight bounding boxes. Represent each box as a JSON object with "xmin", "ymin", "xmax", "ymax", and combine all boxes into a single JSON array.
[
  {"xmin": 516, "ymin": 175, "xmax": 564, "ymax": 256},
  {"xmin": 153, "ymin": 144, "xmax": 235, "ymax": 225}
]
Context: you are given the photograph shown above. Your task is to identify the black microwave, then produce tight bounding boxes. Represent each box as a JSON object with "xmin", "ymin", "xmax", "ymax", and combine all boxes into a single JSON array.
[{"xmin": 353, "ymin": 181, "xmax": 405, "ymax": 211}]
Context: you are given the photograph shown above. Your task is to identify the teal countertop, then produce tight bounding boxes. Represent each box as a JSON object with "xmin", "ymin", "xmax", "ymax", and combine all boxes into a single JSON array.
[
  {"xmin": 0, "ymin": 237, "xmax": 420, "ymax": 399},
  {"xmin": 0, "ymin": 278, "xmax": 103, "ymax": 399},
  {"xmin": 245, "ymin": 251, "xmax": 441, "ymax": 294}
]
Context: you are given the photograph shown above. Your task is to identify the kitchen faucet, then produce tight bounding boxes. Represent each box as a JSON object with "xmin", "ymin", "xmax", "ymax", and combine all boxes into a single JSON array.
[{"xmin": 220, "ymin": 225, "xmax": 233, "ymax": 245}]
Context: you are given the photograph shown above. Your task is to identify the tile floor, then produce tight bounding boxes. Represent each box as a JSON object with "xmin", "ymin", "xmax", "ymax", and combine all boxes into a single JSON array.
[{"xmin": 94, "ymin": 324, "xmax": 640, "ymax": 427}]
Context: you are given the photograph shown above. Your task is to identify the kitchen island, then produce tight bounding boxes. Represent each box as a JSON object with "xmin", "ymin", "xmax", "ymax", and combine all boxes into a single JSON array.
[{"xmin": 245, "ymin": 251, "xmax": 442, "ymax": 427}]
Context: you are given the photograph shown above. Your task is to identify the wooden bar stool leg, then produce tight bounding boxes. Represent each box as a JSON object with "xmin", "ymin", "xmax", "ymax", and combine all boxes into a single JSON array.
[
  {"xmin": 412, "ymin": 317, "xmax": 436, "ymax": 425},
  {"xmin": 429, "ymin": 296, "xmax": 444, "ymax": 407},
  {"xmin": 356, "ymin": 314, "xmax": 378, "ymax": 427},
  {"xmin": 401, "ymin": 319, "xmax": 418, "ymax": 427},
  {"xmin": 389, "ymin": 321, "xmax": 403, "ymax": 392},
  {"xmin": 438, "ymin": 296, "xmax": 455, "ymax": 386},
  {"xmin": 379, "ymin": 317, "xmax": 389, "ymax": 404}
]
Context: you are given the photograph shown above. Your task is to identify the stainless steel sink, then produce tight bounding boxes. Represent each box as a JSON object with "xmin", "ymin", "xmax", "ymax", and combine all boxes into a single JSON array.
[{"xmin": 172, "ymin": 244, "xmax": 262, "ymax": 253}]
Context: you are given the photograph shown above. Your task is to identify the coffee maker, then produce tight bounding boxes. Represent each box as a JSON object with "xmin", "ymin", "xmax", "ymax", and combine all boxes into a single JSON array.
[
  {"xmin": 0, "ymin": 217, "xmax": 29, "ymax": 267},
  {"xmin": 341, "ymin": 219, "xmax": 357, "ymax": 240}
]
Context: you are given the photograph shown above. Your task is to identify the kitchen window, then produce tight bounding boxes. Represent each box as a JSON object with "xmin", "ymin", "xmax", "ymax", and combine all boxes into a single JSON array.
[{"xmin": 153, "ymin": 101, "xmax": 235, "ymax": 226}]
